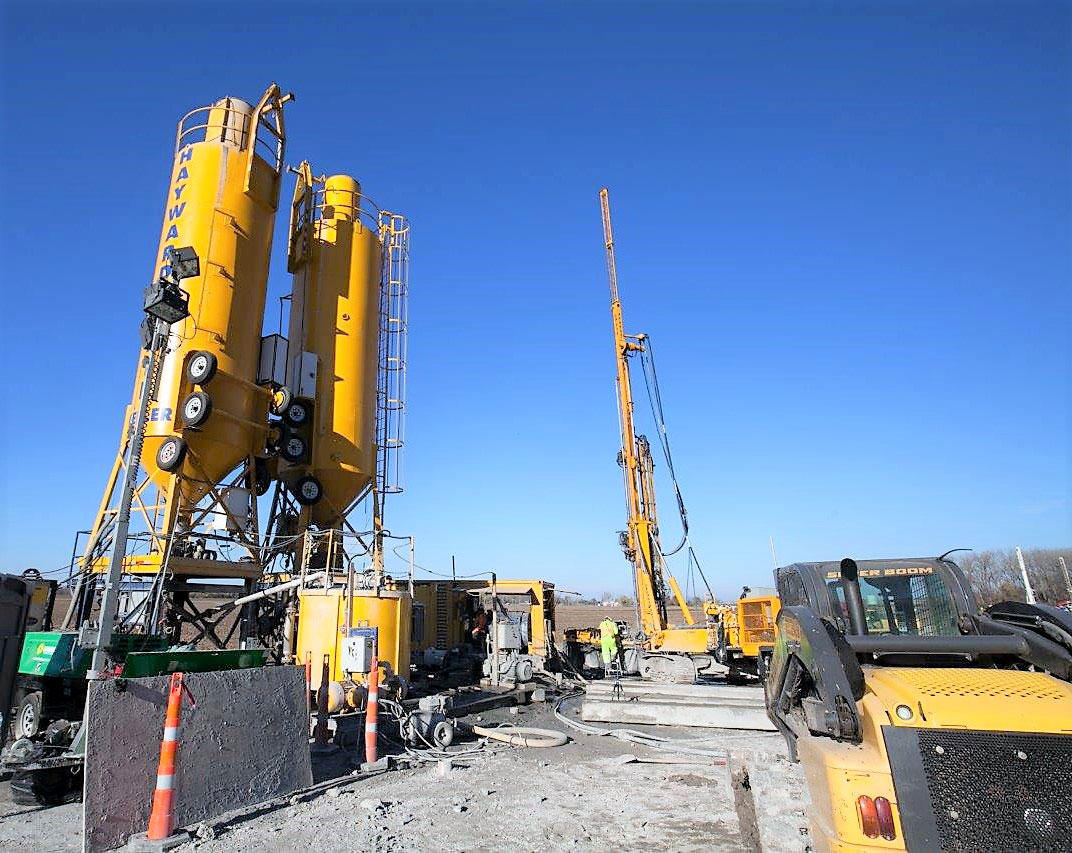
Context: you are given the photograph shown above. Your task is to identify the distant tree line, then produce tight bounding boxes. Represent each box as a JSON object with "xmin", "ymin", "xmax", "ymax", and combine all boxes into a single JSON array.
[
  {"xmin": 954, "ymin": 547, "xmax": 1072, "ymax": 607},
  {"xmin": 555, "ymin": 592, "xmax": 636, "ymax": 606},
  {"xmin": 554, "ymin": 548, "xmax": 1072, "ymax": 610}
]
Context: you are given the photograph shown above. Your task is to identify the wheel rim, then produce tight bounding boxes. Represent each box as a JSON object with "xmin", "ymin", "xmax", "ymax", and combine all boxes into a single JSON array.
[
  {"xmin": 18, "ymin": 701, "xmax": 36, "ymax": 737},
  {"xmin": 191, "ymin": 355, "xmax": 208, "ymax": 377},
  {"xmin": 301, "ymin": 481, "xmax": 319, "ymax": 500},
  {"xmin": 287, "ymin": 439, "xmax": 303, "ymax": 457},
  {"xmin": 160, "ymin": 442, "xmax": 177, "ymax": 464},
  {"xmin": 289, "ymin": 405, "xmax": 306, "ymax": 424},
  {"xmin": 185, "ymin": 398, "xmax": 202, "ymax": 419}
]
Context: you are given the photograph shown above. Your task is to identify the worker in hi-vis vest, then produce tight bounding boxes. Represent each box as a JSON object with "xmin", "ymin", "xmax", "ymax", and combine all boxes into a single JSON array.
[{"xmin": 599, "ymin": 617, "xmax": 619, "ymax": 666}]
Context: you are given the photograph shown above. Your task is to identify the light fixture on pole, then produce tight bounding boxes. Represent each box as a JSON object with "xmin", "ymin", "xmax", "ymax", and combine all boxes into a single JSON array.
[{"xmin": 143, "ymin": 246, "xmax": 198, "ymax": 325}]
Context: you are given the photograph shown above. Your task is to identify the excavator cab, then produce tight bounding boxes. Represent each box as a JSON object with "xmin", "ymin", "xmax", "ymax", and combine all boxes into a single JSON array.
[{"xmin": 765, "ymin": 556, "xmax": 1072, "ymax": 852}]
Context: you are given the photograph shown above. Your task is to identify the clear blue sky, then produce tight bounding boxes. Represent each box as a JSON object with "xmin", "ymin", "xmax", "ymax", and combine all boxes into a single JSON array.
[{"xmin": 0, "ymin": 2, "xmax": 1068, "ymax": 599}]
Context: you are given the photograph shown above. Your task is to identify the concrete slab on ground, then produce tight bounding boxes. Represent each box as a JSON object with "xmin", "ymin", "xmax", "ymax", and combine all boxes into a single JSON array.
[{"xmin": 581, "ymin": 679, "xmax": 775, "ymax": 730}]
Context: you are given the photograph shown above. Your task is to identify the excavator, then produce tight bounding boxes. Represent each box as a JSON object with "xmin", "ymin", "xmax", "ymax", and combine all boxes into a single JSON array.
[
  {"xmin": 596, "ymin": 188, "xmax": 773, "ymax": 683},
  {"xmin": 766, "ymin": 555, "xmax": 1072, "ymax": 851}
]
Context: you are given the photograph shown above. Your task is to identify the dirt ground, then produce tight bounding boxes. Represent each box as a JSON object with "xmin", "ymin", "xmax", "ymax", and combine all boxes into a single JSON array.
[
  {"xmin": 4, "ymin": 600, "xmax": 807, "ymax": 850},
  {"xmin": 0, "ymin": 692, "xmax": 808, "ymax": 852}
]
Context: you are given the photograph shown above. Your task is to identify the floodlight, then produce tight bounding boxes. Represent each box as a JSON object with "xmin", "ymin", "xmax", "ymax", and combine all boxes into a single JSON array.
[
  {"xmin": 143, "ymin": 281, "xmax": 190, "ymax": 324},
  {"xmin": 164, "ymin": 246, "xmax": 200, "ymax": 282}
]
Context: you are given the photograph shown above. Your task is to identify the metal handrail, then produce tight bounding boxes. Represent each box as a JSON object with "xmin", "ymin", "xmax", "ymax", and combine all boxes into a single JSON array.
[
  {"xmin": 173, "ymin": 104, "xmax": 285, "ymax": 173},
  {"xmin": 291, "ymin": 186, "xmax": 384, "ymax": 234}
]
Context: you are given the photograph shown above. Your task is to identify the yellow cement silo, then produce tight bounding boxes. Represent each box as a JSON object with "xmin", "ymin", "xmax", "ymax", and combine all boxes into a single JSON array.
[
  {"xmin": 285, "ymin": 168, "xmax": 382, "ymax": 524},
  {"xmin": 141, "ymin": 85, "xmax": 291, "ymax": 502}
]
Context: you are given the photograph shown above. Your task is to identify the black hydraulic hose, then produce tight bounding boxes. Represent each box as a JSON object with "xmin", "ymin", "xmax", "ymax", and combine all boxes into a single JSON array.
[
  {"xmin": 688, "ymin": 545, "xmax": 715, "ymax": 604},
  {"xmin": 638, "ymin": 338, "xmax": 689, "ymax": 558}
]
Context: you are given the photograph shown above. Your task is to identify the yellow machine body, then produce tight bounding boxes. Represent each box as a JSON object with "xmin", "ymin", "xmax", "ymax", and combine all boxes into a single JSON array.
[
  {"xmin": 724, "ymin": 593, "xmax": 781, "ymax": 658},
  {"xmin": 141, "ymin": 94, "xmax": 284, "ymax": 500},
  {"xmin": 652, "ymin": 623, "xmax": 718, "ymax": 654},
  {"xmin": 410, "ymin": 579, "xmax": 484, "ymax": 650},
  {"xmin": 800, "ymin": 667, "xmax": 1072, "ymax": 851},
  {"xmin": 295, "ymin": 586, "xmax": 411, "ymax": 684},
  {"xmin": 287, "ymin": 172, "xmax": 382, "ymax": 527},
  {"xmin": 409, "ymin": 579, "xmax": 557, "ymax": 656}
]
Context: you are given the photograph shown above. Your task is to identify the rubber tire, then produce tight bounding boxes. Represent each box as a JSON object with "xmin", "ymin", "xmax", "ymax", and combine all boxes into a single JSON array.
[
  {"xmin": 270, "ymin": 386, "xmax": 293, "ymax": 416},
  {"xmin": 432, "ymin": 720, "xmax": 454, "ymax": 748},
  {"xmin": 156, "ymin": 437, "xmax": 187, "ymax": 472},
  {"xmin": 280, "ymin": 432, "xmax": 307, "ymax": 464},
  {"xmin": 185, "ymin": 350, "xmax": 218, "ymax": 385},
  {"xmin": 293, "ymin": 475, "xmax": 322, "ymax": 506},
  {"xmin": 283, "ymin": 399, "xmax": 312, "ymax": 428},
  {"xmin": 180, "ymin": 391, "xmax": 212, "ymax": 428},
  {"xmin": 13, "ymin": 691, "xmax": 42, "ymax": 740}
]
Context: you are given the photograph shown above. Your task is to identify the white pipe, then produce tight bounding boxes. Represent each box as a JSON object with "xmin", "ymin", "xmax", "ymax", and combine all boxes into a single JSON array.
[
  {"xmin": 229, "ymin": 570, "xmax": 327, "ymax": 608},
  {"xmin": 1017, "ymin": 548, "xmax": 1036, "ymax": 605},
  {"xmin": 471, "ymin": 725, "xmax": 567, "ymax": 748}
]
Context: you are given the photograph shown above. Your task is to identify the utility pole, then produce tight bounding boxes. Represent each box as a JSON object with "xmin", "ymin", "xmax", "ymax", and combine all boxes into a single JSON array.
[
  {"xmin": 1016, "ymin": 547, "xmax": 1036, "ymax": 605},
  {"xmin": 1059, "ymin": 556, "xmax": 1071, "ymax": 603}
]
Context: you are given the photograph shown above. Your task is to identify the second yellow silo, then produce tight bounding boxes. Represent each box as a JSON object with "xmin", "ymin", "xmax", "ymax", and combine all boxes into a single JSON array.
[{"xmin": 286, "ymin": 170, "xmax": 382, "ymax": 525}]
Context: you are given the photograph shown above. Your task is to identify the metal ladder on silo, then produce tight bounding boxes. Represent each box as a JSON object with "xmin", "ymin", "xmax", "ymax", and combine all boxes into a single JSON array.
[{"xmin": 376, "ymin": 212, "xmax": 410, "ymax": 496}]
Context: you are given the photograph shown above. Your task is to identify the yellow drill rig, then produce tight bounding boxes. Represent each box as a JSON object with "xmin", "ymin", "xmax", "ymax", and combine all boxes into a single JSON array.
[{"xmin": 598, "ymin": 188, "xmax": 721, "ymax": 683}]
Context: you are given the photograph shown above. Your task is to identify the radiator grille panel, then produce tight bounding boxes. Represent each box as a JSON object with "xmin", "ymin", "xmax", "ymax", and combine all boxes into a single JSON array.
[{"xmin": 914, "ymin": 729, "xmax": 1072, "ymax": 851}]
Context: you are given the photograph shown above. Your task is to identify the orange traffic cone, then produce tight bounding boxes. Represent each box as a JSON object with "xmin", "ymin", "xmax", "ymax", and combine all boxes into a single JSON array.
[
  {"xmin": 365, "ymin": 656, "xmax": 379, "ymax": 764},
  {"xmin": 147, "ymin": 672, "xmax": 187, "ymax": 841}
]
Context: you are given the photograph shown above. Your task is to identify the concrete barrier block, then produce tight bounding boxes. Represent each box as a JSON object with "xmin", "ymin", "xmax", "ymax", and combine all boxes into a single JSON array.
[{"xmin": 84, "ymin": 666, "xmax": 312, "ymax": 853}]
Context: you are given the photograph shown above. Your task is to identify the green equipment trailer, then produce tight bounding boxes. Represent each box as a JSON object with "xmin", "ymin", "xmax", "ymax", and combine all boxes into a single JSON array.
[{"xmin": 1, "ymin": 573, "xmax": 267, "ymax": 806}]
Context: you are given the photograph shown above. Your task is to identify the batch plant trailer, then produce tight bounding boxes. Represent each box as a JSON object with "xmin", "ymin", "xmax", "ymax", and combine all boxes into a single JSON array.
[
  {"xmin": 4, "ymin": 82, "xmax": 413, "ymax": 802},
  {"xmin": 0, "ymin": 571, "xmax": 264, "ymax": 805}
]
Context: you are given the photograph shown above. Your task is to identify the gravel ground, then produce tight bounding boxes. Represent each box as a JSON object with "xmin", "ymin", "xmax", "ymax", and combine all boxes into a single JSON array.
[{"xmin": 0, "ymin": 695, "xmax": 809, "ymax": 852}]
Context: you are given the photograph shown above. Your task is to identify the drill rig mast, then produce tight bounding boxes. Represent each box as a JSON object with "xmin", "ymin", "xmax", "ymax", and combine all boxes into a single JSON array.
[{"xmin": 599, "ymin": 187, "xmax": 717, "ymax": 683}]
